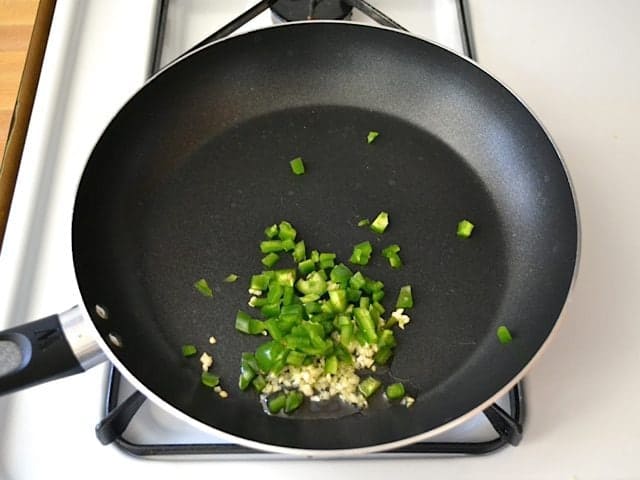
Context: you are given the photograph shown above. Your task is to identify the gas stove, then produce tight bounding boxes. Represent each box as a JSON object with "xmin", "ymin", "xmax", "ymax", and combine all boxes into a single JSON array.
[{"xmin": 2, "ymin": 0, "xmax": 638, "ymax": 478}]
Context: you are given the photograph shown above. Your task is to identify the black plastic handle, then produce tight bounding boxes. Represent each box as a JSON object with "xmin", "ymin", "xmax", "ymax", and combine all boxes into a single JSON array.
[{"xmin": 0, "ymin": 314, "xmax": 83, "ymax": 396}]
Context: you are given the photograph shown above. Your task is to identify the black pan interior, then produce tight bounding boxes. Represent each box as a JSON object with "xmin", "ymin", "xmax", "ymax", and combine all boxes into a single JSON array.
[{"xmin": 72, "ymin": 23, "xmax": 577, "ymax": 450}]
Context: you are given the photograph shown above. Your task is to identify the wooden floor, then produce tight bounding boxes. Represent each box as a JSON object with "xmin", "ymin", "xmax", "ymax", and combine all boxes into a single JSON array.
[{"xmin": 0, "ymin": 0, "xmax": 39, "ymax": 155}]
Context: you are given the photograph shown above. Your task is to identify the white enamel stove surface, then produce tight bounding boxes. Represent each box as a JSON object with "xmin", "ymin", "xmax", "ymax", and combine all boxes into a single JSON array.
[{"xmin": 1, "ymin": 0, "xmax": 639, "ymax": 478}]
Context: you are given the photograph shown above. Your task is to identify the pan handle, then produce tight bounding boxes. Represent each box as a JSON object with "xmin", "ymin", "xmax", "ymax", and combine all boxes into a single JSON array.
[{"xmin": 0, "ymin": 306, "xmax": 105, "ymax": 396}]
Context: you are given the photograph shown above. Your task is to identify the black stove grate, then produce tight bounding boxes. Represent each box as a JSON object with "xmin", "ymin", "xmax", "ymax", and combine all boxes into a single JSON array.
[
  {"xmin": 98, "ymin": 366, "xmax": 524, "ymax": 456},
  {"xmin": 98, "ymin": 0, "xmax": 523, "ymax": 457}
]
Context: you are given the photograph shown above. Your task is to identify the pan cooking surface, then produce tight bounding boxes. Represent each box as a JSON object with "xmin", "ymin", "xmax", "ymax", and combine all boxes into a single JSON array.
[
  {"xmin": 139, "ymin": 104, "xmax": 508, "ymax": 405},
  {"xmin": 72, "ymin": 22, "xmax": 577, "ymax": 450}
]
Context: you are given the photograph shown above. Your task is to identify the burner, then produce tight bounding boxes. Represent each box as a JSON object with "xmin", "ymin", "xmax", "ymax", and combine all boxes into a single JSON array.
[{"xmin": 271, "ymin": 0, "xmax": 353, "ymax": 22}]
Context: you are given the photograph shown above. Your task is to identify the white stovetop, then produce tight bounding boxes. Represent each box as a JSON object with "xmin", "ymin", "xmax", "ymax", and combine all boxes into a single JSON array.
[{"xmin": 1, "ymin": 0, "xmax": 639, "ymax": 478}]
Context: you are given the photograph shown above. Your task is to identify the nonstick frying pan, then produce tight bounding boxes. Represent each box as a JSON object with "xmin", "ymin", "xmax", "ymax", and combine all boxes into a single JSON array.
[{"xmin": 0, "ymin": 22, "xmax": 578, "ymax": 455}]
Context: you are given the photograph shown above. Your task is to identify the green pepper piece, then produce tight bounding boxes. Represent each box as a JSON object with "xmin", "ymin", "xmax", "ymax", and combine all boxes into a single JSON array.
[
  {"xmin": 267, "ymin": 393, "xmax": 287, "ymax": 414},
  {"xmin": 349, "ymin": 271, "xmax": 366, "ymax": 290},
  {"xmin": 330, "ymin": 263, "xmax": 353, "ymax": 285},
  {"xmin": 194, "ymin": 278, "xmax": 213, "ymax": 297},
  {"xmin": 363, "ymin": 278, "xmax": 384, "ymax": 294},
  {"xmin": 340, "ymin": 323, "xmax": 354, "ymax": 347},
  {"xmin": 396, "ymin": 285, "xmax": 414, "ymax": 309},
  {"xmin": 235, "ymin": 310, "xmax": 266, "ymax": 335},
  {"xmin": 281, "ymin": 238, "xmax": 296, "ymax": 251},
  {"xmin": 497, "ymin": 325, "xmax": 513, "ymax": 344},
  {"xmin": 346, "ymin": 288, "xmax": 362, "ymax": 303},
  {"xmin": 354, "ymin": 307, "xmax": 378, "ymax": 344},
  {"xmin": 264, "ymin": 223, "xmax": 278, "ymax": 239},
  {"xmin": 358, "ymin": 376, "xmax": 381, "ymax": 398},
  {"xmin": 374, "ymin": 346, "xmax": 393, "ymax": 365},
  {"xmin": 296, "ymin": 271, "xmax": 327, "ymax": 296},
  {"xmin": 359, "ymin": 296, "xmax": 370, "ymax": 309},
  {"xmin": 334, "ymin": 343, "xmax": 353, "ymax": 365},
  {"xmin": 181, "ymin": 344, "xmax": 197, "ymax": 357},
  {"xmin": 370, "ymin": 211, "xmax": 389, "ymax": 234},
  {"xmin": 372, "ymin": 290, "xmax": 385, "ymax": 302},
  {"xmin": 386, "ymin": 382, "xmax": 405, "ymax": 400},
  {"xmin": 298, "ymin": 258, "xmax": 316, "ymax": 275},
  {"xmin": 382, "ymin": 244, "xmax": 403, "ymax": 269},
  {"xmin": 280, "ymin": 303, "xmax": 304, "ymax": 321},
  {"xmin": 377, "ymin": 329, "xmax": 396, "ymax": 348},
  {"xmin": 278, "ymin": 221, "xmax": 297, "ymax": 241},
  {"xmin": 371, "ymin": 301, "xmax": 385, "ymax": 315},
  {"xmin": 286, "ymin": 350, "xmax": 306, "ymax": 367},
  {"xmin": 349, "ymin": 241, "xmax": 373, "ymax": 265},
  {"xmin": 301, "ymin": 300, "xmax": 320, "ymax": 315},
  {"xmin": 238, "ymin": 361, "xmax": 256, "ymax": 390},
  {"xmin": 318, "ymin": 252, "xmax": 336, "ymax": 270},
  {"xmin": 367, "ymin": 131, "xmax": 380, "ymax": 144},
  {"xmin": 201, "ymin": 372, "xmax": 220, "ymax": 388},
  {"xmin": 255, "ymin": 340, "xmax": 285, "ymax": 373},
  {"xmin": 289, "ymin": 157, "xmax": 305, "ymax": 176},
  {"xmin": 282, "ymin": 285, "xmax": 295, "ymax": 306},
  {"xmin": 329, "ymin": 289, "xmax": 348, "ymax": 312},
  {"xmin": 252, "ymin": 374, "xmax": 266, "ymax": 393},
  {"xmin": 457, "ymin": 219, "xmax": 475, "ymax": 238},
  {"xmin": 261, "ymin": 252, "xmax": 280, "ymax": 268},
  {"xmin": 264, "ymin": 224, "xmax": 279, "ymax": 239},
  {"xmin": 248, "ymin": 296, "xmax": 268, "ymax": 308},
  {"xmin": 324, "ymin": 355, "xmax": 338, "ymax": 375},
  {"xmin": 284, "ymin": 391, "xmax": 304, "ymax": 413},
  {"xmin": 381, "ymin": 244, "xmax": 400, "ymax": 256},
  {"xmin": 274, "ymin": 269, "xmax": 296, "ymax": 287},
  {"xmin": 264, "ymin": 318, "xmax": 283, "ymax": 340},
  {"xmin": 223, "ymin": 274, "xmax": 239, "ymax": 283},
  {"xmin": 260, "ymin": 240, "xmax": 287, "ymax": 253},
  {"xmin": 299, "ymin": 293, "xmax": 320, "ymax": 304},
  {"xmin": 266, "ymin": 281, "xmax": 283, "ymax": 303},
  {"xmin": 250, "ymin": 274, "xmax": 270, "ymax": 291},
  {"xmin": 242, "ymin": 352, "xmax": 259, "ymax": 372},
  {"xmin": 260, "ymin": 303, "xmax": 281, "ymax": 319},
  {"xmin": 357, "ymin": 218, "xmax": 370, "ymax": 227},
  {"xmin": 293, "ymin": 240, "xmax": 306, "ymax": 262}
]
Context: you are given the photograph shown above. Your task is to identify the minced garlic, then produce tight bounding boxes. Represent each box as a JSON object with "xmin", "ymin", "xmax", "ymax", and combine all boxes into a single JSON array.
[
  {"xmin": 391, "ymin": 308, "xmax": 411, "ymax": 330},
  {"xmin": 199, "ymin": 352, "xmax": 213, "ymax": 372}
]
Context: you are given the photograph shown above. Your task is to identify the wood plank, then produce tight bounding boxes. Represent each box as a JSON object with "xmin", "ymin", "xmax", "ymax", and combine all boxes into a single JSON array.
[
  {"xmin": 0, "ymin": 0, "xmax": 39, "ymax": 155},
  {"xmin": 0, "ymin": 24, "xmax": 34, "ymax": 51},
  {"xmin": 0, "ymin": 0, "xmax": 40, "ymax": 25},
  {"xmin": 0, "ymin": 0, "xmax": 47, "ymax": 248}
]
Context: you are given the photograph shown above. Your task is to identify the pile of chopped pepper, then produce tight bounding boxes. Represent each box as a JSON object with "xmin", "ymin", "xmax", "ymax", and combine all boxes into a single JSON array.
[{"xmin": 234, "ymin": 221, "xmax": 414, "ymax": 415}]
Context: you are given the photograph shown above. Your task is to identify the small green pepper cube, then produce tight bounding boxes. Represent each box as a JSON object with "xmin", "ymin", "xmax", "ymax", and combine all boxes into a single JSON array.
[
  {"xmin": 367, "ymin": 131, "xmax": 380, "ymax": 144},
  {"xmin": 278, "ymin": 221, "xmax": 297, "ymax": 241},
  {"xmin": 385, "ymin": 382, "xmax": 405, "ymax": 400},
  {"xmin": 264, "ymin": 224, "xmax": 279, "ymax": 239},
  {"xmin": 370, "ymin": 211, "xmax": 389, "ymax": 234},
  {"xmin": 261, "ymin": 252, "xmax": 280, "ymax": 268},
  {"xmin": 284, "ymin": 391, "xmax": 304, "ymax": 414},
  {"xmin": 194, "ymin": 278, "xmax": 213, "ymax": 297},
  {"xmin": 497, "ymin": 325, "xmax": 513, "ymax": 344},
  {"xmin": 396, "ymin": 285, "xmax": 414, "ymax": 309},
  {"xmin": 289, "ymin": 157, "xmax": 305, "ymax": 175},
  {"xmin": 358, "ymin": 376, "xmax": 382, "ymax": 398},
  {"xmin": 349, "ymin": 241, "xmax": 373, "ymax": 266},
  {"xmin": 292, "ymin": 240, "xmax": 306, "ymax": 262},
  {"xmin": 201, "ymin": 372, "xmax": 220, "ymax": 388},
  {"xmin": 181, "ymin": 344, "xmax": 197, "ymax": 357},
  {"xmin": 457, "ymin": 219, "xmax": 475, "ymax": 238},
  {"xmin": 267, "ymin": 393, "xmax": 287, "ymax": 414}
]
